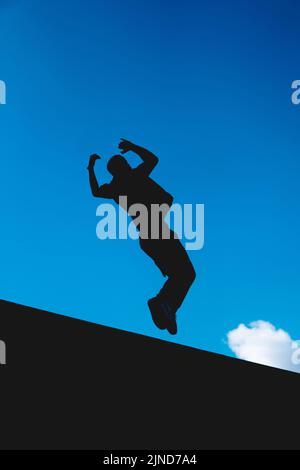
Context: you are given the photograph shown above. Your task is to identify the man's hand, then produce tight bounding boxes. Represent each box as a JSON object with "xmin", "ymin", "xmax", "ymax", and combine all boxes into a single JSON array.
[
  {"xmin": 118, "ymin": 138, "xmax": 135, "ymax": 154},
  {"xmin": 87, "ymin": 154, "xmax": 101, "ymax": 170}
]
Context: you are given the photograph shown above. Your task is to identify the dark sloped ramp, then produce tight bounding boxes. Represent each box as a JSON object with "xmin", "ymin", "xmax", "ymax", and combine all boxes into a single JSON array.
[{"xmin": 0, "ymin": 299, "xmax": 299, "ymax": 450}]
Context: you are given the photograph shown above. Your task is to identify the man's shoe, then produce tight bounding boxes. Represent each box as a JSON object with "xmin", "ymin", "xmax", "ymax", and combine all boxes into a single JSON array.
[
  {"xmin": 161, "ymin": 303, "xmax": 177, "ymax": 335},
  {"xmin": 147, "ymin": 298, "xmax": 167, "ymax": 330}
]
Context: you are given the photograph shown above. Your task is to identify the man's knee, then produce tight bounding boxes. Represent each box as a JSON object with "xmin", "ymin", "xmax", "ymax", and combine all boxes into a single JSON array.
[
  {"xmin": 189, "ymin": 264, "xmax": 196, "ymax": 284},
  {"xmin": 183, "ymin": 262, "xmax": 196, "ymax": 285}
]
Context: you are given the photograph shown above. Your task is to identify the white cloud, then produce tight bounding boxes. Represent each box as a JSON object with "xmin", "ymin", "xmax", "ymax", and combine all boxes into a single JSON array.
[{"xmin": 227, "ymin": 320, "xmax": 300, "ymax": 373}]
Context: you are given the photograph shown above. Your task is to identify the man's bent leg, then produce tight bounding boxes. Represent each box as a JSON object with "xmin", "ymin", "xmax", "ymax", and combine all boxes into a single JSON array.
[
  {"xmin": 140, "ymin": 235, "xmax": 196, "ymax": 313},
  {"xmin": 140, "ymin": 235, "xmax": 196, "ymax": 334},
  {"xmin": 156, "ymin": 239, "xmax": 196, "ymax": 313}
]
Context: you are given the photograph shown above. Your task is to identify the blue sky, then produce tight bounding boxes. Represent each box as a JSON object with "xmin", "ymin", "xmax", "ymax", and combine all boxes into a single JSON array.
[{"xmin": 0, "ymin": 0, "xmax": 299, "ymax": 362}]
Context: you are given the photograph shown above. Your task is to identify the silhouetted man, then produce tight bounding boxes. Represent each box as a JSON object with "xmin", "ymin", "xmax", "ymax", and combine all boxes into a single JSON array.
[{"xmin": 87, "ymin": 139, "xmax": 196, "ymax": 334}]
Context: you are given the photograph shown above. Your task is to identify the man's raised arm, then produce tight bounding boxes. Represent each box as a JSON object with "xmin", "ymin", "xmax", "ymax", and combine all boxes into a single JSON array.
[
  {"xmin": 118, "ymin": 138, "xmax": 158, "ymax": 176},
  {"xmin": 87, "ymin": 154, "xmax": 113, "ymax": 198}
]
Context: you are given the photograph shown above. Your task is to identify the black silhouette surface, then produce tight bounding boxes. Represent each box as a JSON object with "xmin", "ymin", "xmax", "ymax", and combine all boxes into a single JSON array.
[
  {"xmin": 88, "ymin": 139, "xmax": 196, "ymax": 334},
  {"xmin": 1, "ymin": 299, "xmax": 300, "ymax": 450}
]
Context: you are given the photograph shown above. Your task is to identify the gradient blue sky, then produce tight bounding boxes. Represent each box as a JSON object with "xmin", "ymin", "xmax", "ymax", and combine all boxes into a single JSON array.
[{"xmin": 1, "ymin": 0, "xmax": 299, "ymax": 359}]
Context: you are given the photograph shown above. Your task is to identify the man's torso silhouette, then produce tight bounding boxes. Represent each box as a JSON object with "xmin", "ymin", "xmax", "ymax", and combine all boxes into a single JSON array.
[{"xmin": 98, "ymin": 162, "xmax": 173, "ymax": 210}]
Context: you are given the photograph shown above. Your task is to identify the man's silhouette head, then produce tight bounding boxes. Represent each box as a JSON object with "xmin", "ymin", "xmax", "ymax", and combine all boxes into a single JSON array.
[{"xmin": 107, "ymin": 155, "xmax": 131, "ymax": 176}]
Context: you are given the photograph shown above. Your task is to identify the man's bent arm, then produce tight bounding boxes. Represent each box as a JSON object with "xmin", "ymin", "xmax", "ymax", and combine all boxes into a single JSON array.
[
  {"xmin": 131, "ymin": 143, "xmax": 159, "ymax": 169},
  {"xmin": 88, "ymin": 165, "xmax": 101, "ymax": 196},
  {"xmin": 87, "ymin": 154, "xmax": 113, "ymax": 198},
  {"xmin": 118, "ymin": 138, "xmax": 158, "ymax": 176}
]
